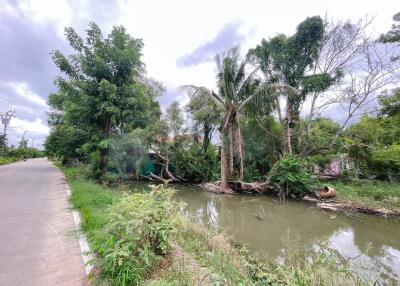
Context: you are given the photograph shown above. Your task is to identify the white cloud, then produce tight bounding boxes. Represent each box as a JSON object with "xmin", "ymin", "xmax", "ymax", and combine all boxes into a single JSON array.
[
  {"xmin": 15, "ymin": 0, "xmax": 72, "ymax": 36},
  {"xmin": 9, "ymin": 117, "xmax": 49, "ymax": 135},
  {"xmin": 7, "ymin": 81, "xmax": 48, "ymax": 108},
  {"xmin": 6, "ymin": 117, "xmax": 49, "ymax": 148}
]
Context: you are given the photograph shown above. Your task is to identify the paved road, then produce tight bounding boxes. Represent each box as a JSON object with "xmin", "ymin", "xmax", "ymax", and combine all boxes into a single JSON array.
[{"xmin": 0, "ymin": 158, "xmax": 86, "ymax": 285}]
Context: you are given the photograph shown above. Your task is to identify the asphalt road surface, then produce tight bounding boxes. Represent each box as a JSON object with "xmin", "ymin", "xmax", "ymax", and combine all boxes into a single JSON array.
[{"xmin": 0, "ymin": 158, "xmax": 86, "ymax": 285}]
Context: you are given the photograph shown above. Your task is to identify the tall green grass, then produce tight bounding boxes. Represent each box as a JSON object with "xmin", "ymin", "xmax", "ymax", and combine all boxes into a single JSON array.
[
  {"xmin": 328, "ymin": 180, "xmax": 400, "ymax": 212},
  {"xmin": 0, "ymin": 156, "xmax": 20, "ymax": 165}
]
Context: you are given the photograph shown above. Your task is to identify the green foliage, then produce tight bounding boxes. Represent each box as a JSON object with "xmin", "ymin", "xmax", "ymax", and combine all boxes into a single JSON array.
[
  {"xmin": 90, "ymin": 150, "xmax": 103, "ymax": 181},
  {"xmin": 0, "ymin": 156, "xmax": 19, "ymax": 165},
  {"xmin": 269, "ymin": 155, "xmax": 312, "ymax": 196},
  {"xmin": 186, "ymin": 92, "xmax": 220, "ymax": 152},
  {"xmin": 380, "ymin": 12, "xmax": 400, "ymax": 44},
  {"xmin": 166, "ymin": 101, "xmax": 184, "ymax": 138},
  {"xmin": 98, "ymin": 185, "xmax": 180, "ymax": 285},
  {"xmin": 45, "ymin": 124, "xmax": 88, "ymax": 163},
  {"xmin": 379, "ymin": 88, "xmax": 400, "ymax": 117},
  {"xmin": 302, "ymin": 72, "xmax": 338, "ymax": 93},
  {"xmin": 345, "ymin": 111, "xmax": 400, "ymax": 180},
  {"xmin": 241, "ymin": 116, "xmax": 281, "ymax": 179},
  {"xmin": 7, "ymin": 147, "xmax": 44, "ymax": 159},
  {"xmin": 46, "ymin": 22, "xmax": 162, "ymax": 175},
  {"xmin": 371, "ymin": 144, "xmax": 400, "ymax": 181},
  {"xmin": 328, "ymin": 180, "xmax": 400, "ymax": 212},
  {"xmin": 173, "ymin": 142, "xmax": 219, "ymax": 182},
  {"xmin": 108, "ymin": 129, "xmax": 148, "ymax": 176},
  {"xmin": 303, "ymin": 118, "xmax": 342, "ymax": 166}
]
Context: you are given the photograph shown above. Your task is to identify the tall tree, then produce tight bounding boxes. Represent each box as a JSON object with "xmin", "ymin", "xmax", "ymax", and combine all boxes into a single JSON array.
[
  {"xmin": 166, "ymin": 101, "xmax": 184, "ymax": 139},
  {"xmin": 182, "ymin": 47, "xmax": 278, "ymax": 191},
  {"xmin": 48, "ymin": 22, "xmax": 159, "ymax": 177},
  {"xmin": 186, "ymin": 94, "xmax": 221, "ymax": 152},
  {"xmin": 251, "ymin": 16, "xmax": 327, "ymax": 155}
]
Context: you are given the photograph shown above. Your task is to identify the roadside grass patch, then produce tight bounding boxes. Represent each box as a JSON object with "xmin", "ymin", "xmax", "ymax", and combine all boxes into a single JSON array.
[{"xmin": 0, "ymin": 156, "xmax": 20, "ymax": 165}]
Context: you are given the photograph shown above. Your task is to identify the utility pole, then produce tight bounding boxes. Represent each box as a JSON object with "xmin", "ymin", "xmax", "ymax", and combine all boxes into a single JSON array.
[
  {"xmin": 0, "ymin": 110, "xmax": 16, "ymax": 155},
  {"xmin": 20, "ymin": 130, "xmax": 29, "ymax": 148}
]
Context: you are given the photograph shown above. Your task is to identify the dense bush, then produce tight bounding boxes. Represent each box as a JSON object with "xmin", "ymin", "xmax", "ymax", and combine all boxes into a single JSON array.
[
  {"xmin": 268, "ymin": 155, "xmax": 313, "ymax": 197},
  {"xmin": 173, "ymin": 143, "xmax": 220, "ymax": 182},
  {"xmin": 371, "ymin": 144, "xmax": 400, "ymax": 181},
  {"xmin": 99, "ymin": 184, "xmax": 180, "ymax": 285}
]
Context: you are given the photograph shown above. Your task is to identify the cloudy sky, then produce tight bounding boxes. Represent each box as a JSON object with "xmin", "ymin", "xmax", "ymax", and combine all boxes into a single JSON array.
[{"xmin": 0, "ymin": 0, "xmax": 398, "ymax": 148}]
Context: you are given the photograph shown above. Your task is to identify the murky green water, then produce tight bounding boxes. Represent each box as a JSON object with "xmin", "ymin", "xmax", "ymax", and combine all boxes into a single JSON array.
[{"xmin": 132, "ymin": 182, "xmax": 400, "ymax": 284}]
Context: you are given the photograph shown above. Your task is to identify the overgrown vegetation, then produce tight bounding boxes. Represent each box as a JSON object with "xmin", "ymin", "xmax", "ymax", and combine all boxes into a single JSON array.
[
  {"xmin": 45, "ymin": 14, "xmax": 399, "ymax": 202},
  {"xmin": 0, "ymin": 156, "xmax": 19, "ymax": 165},
  {"xmin": 268, "ymin": 155, "xmax": 313, "ymax": 198},
  {"xmin": 327, "ymin": 179, "xmax": 400, "ymax": 212}
]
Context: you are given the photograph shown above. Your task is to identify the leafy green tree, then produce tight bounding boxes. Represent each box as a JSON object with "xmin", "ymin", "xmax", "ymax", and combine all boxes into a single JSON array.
[
  {"xmin": 303, "ymin": 118, "xmax": 343, "ymax": 169},
  {"xmin": 379, "ymin": 88, "xmax": 400, "ymax": 117},
  {"xmin": 240, "ymin": 116, "xmax": 281, "ymax": 180},
  {"xmin": 186, "ymin": 94, "xmax": 221, "ymax": 152},
  {"xmin": 251, "ymin": 16, "xmax": 334, "ymax": 155},
  {"xmin": 47, "ymin": 22, "xmax": 160, "ymax": 177},
  {"xmin": 166, "ymin": 101, "xmax": 184, "ymax": 139},
  {"xmin": 380, "ymin": 12, "xmax": 400, "ymax": 44}
]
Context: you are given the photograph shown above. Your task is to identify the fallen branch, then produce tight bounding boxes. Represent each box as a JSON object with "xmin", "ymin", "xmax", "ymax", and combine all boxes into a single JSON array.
[
  {"xmin": 316, "ymin": 202, "xmax": 400, "ymax": 218},
  {"xmin": 200, "ymin": 181, "xmax": 272, "ymax": 194}
]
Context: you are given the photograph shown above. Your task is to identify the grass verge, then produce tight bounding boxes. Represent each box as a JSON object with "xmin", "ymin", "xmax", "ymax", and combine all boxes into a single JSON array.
[{"xmin": 0, "ymin": 156, "xmax": 20, "ymax": 165}]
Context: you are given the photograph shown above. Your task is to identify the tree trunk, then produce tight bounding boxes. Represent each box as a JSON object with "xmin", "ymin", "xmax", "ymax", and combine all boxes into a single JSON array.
[
  {"xmin": 285, "ymin": 103, "xmax": 292, "ymax": 155},
  {"xmin": 220, "ymin": 130, "xmax": 230, "ymax": 190},
  {"xmin": 99, "ymin": 118, "xmax": 112, "ymax": 178},
  {"xmin": 228, "ymin": 121, "xmax": 234, "ymax": 176},
  {"xmin": 202, "ymin": 122, "xmax": 211, "ymax": 152},
  {"xmin": 237, "ymin": 120, "xmax": 244, "ymax": 180}
]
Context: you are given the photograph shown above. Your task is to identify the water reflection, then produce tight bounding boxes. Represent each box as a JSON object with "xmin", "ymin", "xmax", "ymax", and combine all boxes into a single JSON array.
[{"xmin": 172, "ymin": 185, "xmax": 400, "ymax": 284}]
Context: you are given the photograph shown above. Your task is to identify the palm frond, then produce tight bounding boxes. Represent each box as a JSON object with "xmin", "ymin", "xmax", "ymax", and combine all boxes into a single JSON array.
[{"xmin": 179, "ymin": 85, "xmax": 225, "ymax": 110}]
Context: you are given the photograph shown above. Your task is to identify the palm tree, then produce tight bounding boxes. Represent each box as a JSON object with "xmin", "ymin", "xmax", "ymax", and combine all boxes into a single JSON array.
[{"xmin": 182, "ymin": 47, "xmax": 272, "ymax": 191}]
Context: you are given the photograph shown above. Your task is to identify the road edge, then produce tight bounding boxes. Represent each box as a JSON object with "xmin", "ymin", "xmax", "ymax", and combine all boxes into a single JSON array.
[
  {"xmin": 52, "ymin": 161, "xmax": 94, "ymax": 276},
  {"xmin": 65, "ymin": 184, "xmax": 94, "ymax": 275}
]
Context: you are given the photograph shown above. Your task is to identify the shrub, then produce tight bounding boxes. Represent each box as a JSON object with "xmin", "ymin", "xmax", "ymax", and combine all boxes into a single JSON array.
[
  {"xmin": 99, "ymin": 184, "xmax": 180, "ymax": 285},
  {"xmin": 173, "ymin": 143, "xmax": 220, "ymax": 182},
  {"xmin": 371, "ymin": 144, "xmax": 400, "ymax": 182},
  {"xmin": 268, "ymin": 155, "xmax": 313, "ymax": 198}
]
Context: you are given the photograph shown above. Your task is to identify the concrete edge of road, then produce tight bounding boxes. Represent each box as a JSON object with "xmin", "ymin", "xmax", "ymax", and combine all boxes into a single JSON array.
[{"xmin": 65, "ymin": 185, "xmax": 94, "ymax": 276}]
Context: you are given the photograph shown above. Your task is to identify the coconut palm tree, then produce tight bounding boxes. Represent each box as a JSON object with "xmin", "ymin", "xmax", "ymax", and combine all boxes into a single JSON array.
[{"xmin": 182, "ymin": 47, "xmax": 288, "ymax": 192}]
